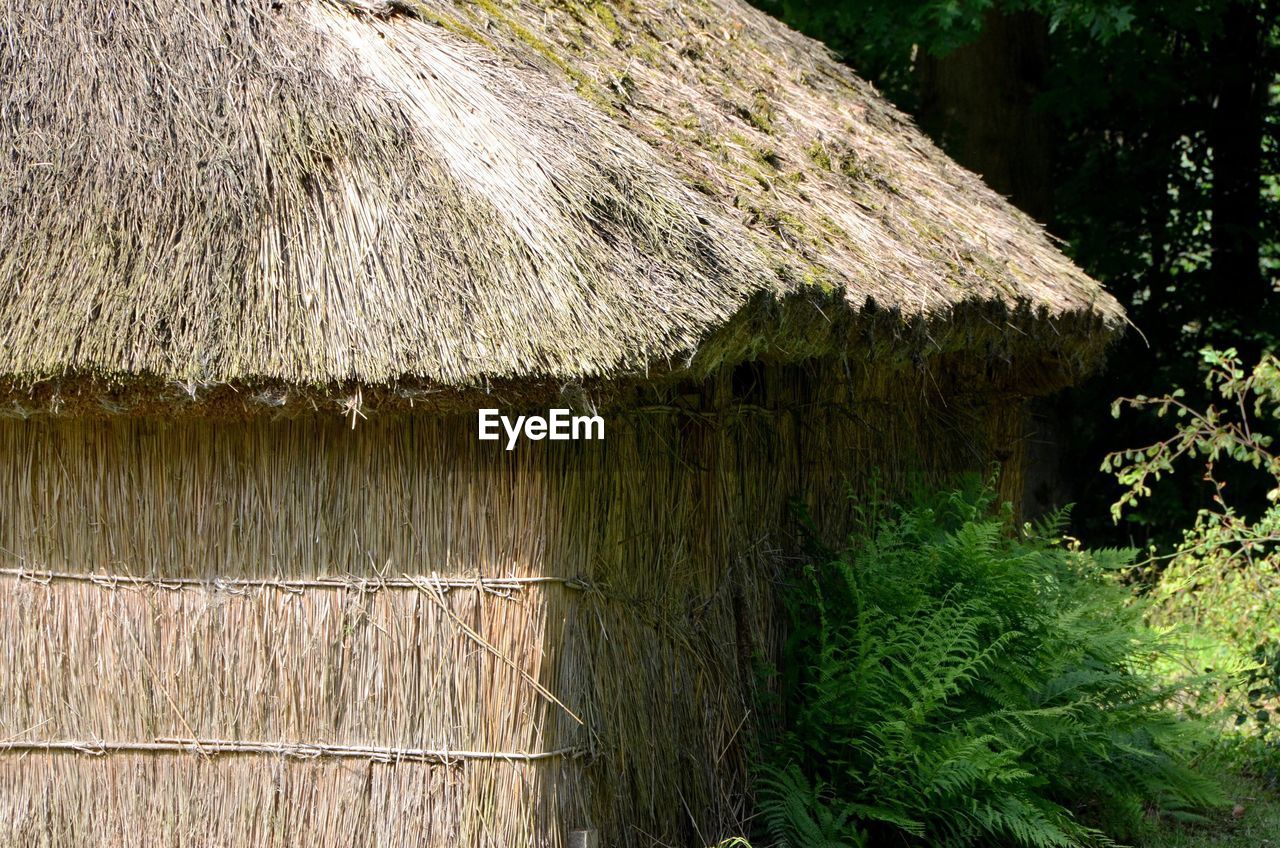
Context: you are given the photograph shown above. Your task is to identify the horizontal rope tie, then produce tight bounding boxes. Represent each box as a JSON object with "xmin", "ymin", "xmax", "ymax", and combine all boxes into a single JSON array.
[
  {"xmin": 0, "ymin": 738, "xmax": 589, "ymax": 764},
  {"xmin": 0, "ymin": 568, "xmax": 592, "ymax": 596}
]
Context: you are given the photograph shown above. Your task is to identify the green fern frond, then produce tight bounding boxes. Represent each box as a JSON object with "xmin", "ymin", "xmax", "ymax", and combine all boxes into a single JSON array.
[{"xmin": 757, "ymin": 481, "xmax": 1223, "ymax": 848}]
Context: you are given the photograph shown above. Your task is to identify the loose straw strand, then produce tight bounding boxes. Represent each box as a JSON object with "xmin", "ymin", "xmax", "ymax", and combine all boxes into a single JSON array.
[{"xmin": 406, "ymin": 573, "xmax": 585, "ymax": 726}]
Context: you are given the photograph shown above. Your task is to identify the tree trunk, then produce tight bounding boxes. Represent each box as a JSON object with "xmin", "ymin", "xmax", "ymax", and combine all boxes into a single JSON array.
[
  {"xmin": 916, "ymin": 10, "xmax": 1053, "ymax": 224},
  {"xmin": 1208, "ymin": 1, "xmax": 1268, "ymax": 323}
]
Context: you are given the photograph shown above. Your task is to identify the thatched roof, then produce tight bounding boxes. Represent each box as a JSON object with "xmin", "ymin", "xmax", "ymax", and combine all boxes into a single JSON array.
[{"xmin": 0, "ymin": 0, "xmax": 1123, "ymax": 403}]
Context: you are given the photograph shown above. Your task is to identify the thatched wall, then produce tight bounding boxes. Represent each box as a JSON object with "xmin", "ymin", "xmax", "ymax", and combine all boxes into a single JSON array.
[{"xmin": 0, "ymin": 361, "xmax": 1027, "ymax": 847}]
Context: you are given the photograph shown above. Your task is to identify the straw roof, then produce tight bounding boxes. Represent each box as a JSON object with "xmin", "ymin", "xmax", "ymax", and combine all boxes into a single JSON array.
[{"xmin": 0, "ymin": 0, "xmax": 1124, "ymax": 400}]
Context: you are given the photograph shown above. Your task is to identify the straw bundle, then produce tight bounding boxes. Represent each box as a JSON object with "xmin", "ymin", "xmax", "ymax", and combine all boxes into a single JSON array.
[{"xmin": 0, "ymin": 360, "xmax": 1027, "ymax": 846}]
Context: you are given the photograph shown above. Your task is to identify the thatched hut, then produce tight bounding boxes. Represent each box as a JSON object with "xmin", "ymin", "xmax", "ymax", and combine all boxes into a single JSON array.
[{"xmin": 0, "ymin": 0, "xmax": 1123, "ymax": 845}]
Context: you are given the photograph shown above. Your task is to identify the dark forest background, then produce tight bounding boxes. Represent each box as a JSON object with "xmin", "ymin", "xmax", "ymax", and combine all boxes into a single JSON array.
[{"xmin": 751, "ymin": 0, "xmax": 1280, "ymax": 546}]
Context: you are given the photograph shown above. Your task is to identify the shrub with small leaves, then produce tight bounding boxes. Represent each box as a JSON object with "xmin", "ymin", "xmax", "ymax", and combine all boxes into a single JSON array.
[
  {"xmin": 1106, "ymin": 348, "xmax": 1280, "ymax": 775},
  {"xmin": 1104, "ymin": 347, "xmax": 1280, "ymax": 547}
]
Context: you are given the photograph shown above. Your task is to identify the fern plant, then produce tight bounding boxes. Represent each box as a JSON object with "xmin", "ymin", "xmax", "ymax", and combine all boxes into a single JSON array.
[{"xmin": 758, "ymin": 482, "xmax": 1221, "ymax": 848}]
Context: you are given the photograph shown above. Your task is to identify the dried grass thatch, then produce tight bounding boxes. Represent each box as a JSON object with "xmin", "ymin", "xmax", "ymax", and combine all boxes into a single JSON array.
[
  {"xmin": 0, "ymin": 360, "xmax": 1029, "ymax": 847},
  {"xmin": 0, "ymin": 0, "xmax": 1122, "ymax": 404}
]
